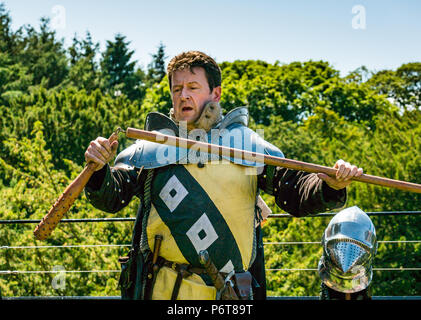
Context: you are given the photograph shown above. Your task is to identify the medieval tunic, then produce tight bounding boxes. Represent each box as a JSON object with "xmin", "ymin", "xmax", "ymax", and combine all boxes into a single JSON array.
[{"xmin": 86, "ymin": 157, "xmax": 346, "ymax": 299}]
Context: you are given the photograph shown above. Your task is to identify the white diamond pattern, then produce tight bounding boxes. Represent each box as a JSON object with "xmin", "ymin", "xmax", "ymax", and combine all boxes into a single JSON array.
[
  {"xmin": 186, "ymin": 213, "xmax": 219, "ymax": 253},
  {"xmin": 159, "ymin": 175, "xmax": 189, "ymax": 212}
]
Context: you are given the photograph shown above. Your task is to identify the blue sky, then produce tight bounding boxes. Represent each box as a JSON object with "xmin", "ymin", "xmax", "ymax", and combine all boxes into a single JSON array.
[{"xmin": 3, "ymin": 0, "xmax": 421, "ymax": 76}]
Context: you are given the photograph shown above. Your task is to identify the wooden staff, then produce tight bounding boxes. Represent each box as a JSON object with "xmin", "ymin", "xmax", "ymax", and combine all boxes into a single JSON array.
[
  {"xmin": 33, "ymin": 129, "xmax": 122, "ymax": 240},
  {"xmin": 33, "ymin": 126, "xmax": 421, "ymax": 241},
  {"xmin": 125, "ymin": 127, "xmax": 421, "ymax": 194}
]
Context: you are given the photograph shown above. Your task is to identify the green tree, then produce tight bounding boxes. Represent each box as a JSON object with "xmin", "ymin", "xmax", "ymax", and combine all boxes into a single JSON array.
[
  {"xmin": 368, "ymin": 63, "xmax": 421, "ymax": 112},
  {"xmin": 0, "ymin": 52, "xmax": 33, "ymax": 104},
  {"xmin": 0, "ymin": 86, "xmax": 150, "ymax": 182},
  {"xmin": 0, "ymin": 2, "xmax": 19, "ymax": 54},
  {"xmin": 68, "ymin": 32, "xmax": 98, "ymax": 65},
  {"xmin": 219, "ymin": 59, "xmax": 390, "ymax": 126},
  {"xmin": 66, "ymin": 32, "xmax": 100, "ymax": 92},
  {"xmin": 146, "ymin": 42, "xmax": 167, "ymax": 87},
  {"xmin": 17, "ymin": 17, "xmax": 69, "ymax": 89},
  {"xmin": 100, "ymin": 33, "xmax": 144, "ymax": 101},
  {"xmin": 0, "ymin": 3, "xmax": 32, "ymax": 104},
  {"xmin": 141, "ymin": 76, "xmax": 172, "ymax": 116}
]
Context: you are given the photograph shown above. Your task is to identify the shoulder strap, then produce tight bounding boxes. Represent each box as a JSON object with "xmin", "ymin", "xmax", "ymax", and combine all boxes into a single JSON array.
[
  {"xmin": 140, "ymin": 169, "xmax": 154, "ymax": 255},
  {"xmin": 129, "ymin": 169, "xmax": 154, "ymax": 254}
]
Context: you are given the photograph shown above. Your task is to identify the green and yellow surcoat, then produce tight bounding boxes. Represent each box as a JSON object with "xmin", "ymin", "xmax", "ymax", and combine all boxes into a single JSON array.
[{"xmin": 147, "ymin": 160, "xmax": 257, "ymax": 299}]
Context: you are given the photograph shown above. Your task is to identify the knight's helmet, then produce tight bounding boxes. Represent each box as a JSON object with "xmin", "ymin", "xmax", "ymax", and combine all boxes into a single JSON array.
[{"xmin": 318, "ymin": 206, "xmax": 377, "ymax": 293}]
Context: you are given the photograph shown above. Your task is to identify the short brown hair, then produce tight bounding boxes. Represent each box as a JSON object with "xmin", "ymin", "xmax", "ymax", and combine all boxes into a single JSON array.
[{"xmin": 167, "ymin": 51, "xmax": 221, "ymax": 92}]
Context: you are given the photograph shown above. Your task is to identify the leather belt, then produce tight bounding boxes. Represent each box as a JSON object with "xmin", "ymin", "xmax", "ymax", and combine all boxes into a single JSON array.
[
  {"xmin": 163, "ymin": 260, "xmax": 206, "ymax": 275},
  {"xmin": 163, "ymin": 259, "xmax": 207, "ymax": 300},
  {"xmin": 147, "ymin": 256, "xmax": 207, "ymax": 300},
  {"xmin": 146, "ymin": 256, "xmax": 252, "ymax": 300}
]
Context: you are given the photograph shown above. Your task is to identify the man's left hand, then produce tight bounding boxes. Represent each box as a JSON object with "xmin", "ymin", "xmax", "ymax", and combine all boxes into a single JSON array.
[{"xmin": 317, "ymin": 159, "xmax": 363, "ymax": 190}]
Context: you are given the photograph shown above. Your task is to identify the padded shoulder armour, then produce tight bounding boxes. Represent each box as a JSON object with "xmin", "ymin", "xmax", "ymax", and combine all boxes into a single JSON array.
[{"xmin": 114, "ymin": 107, "xmax": 284, "ymax": 169}]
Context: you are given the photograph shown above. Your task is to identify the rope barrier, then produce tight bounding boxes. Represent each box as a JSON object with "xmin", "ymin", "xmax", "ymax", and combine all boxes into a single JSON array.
[
  {"xmin": 266, "ymin": 267, "xmax": 421, "ymax": 272},
  {"xmin": 1, "ymin": 267, "xmax": 420, "ymax": 275},
  {"xmin": 0, "ymin": 217, "xmax": 136, "ymax": 224},
  {"xmin": 1, "ymin": 210, "xmax": 419, "ymax": 294},
  {"xmin": 1, "ymin": 240, "xmax": 420, "ymax": 251},
  {"xmin": 268, "ymin": 211, "xmax": 421, "ymax": 218},
  {"xmin": 1, "ymin": 210, "xmax": 419, "ymax": 300},
  {"xmin": 1, "ymin": 211, "xmax": 421, "ymax": 224},
  {"xmin": 263, "ymin": 240, "xmax": 421, "ymax": 245},
  {"xmin": 0, "ymin": 270, "xmax": 120, "ymax": 275},
  {"xmin": 0, "ymin": 244, "xmax": 131, "ymax": 250}
]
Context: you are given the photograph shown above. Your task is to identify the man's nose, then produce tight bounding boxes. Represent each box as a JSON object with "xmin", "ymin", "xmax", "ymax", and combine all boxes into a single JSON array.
[{"xmin": 180, "ymin": 87, "xmax": 189, "ymax": 100}]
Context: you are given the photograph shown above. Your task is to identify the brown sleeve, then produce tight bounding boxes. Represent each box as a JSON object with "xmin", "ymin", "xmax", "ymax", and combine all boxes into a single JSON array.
[{"xmin": 258, "ymin": 165, "xmax": 347, "ymax": 217}]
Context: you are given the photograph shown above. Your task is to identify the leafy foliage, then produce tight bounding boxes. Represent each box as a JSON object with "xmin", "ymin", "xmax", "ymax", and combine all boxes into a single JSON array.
[
  {"xmin": 146, "ymin": 42, "xmax": 167, "ymax": 87},
  {"xmin": 100, "ymin": 33, "xmax": 145, "ymax": 101}
]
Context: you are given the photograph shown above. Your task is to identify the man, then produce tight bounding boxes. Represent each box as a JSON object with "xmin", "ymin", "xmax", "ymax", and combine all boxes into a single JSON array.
[{"xmin": 84, "ymin": 51, "xmax": 363, "ymax": 300}]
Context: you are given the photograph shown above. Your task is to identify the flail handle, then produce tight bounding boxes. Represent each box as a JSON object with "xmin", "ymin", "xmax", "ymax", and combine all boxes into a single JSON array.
[{"xmin": 33, "ymin": 131, "xmax": 120, "ymax": 240}]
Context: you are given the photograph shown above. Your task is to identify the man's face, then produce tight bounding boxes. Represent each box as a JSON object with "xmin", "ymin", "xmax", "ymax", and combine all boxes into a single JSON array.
[{"xmin": 171, "ymin": 67, "xmax": 221, "ymax": 124}]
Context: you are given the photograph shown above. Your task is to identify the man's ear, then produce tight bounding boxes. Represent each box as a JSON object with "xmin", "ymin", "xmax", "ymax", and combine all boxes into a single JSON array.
[{"xmin": 212, "ymin": 86, "xmax": 222, "ymax": 102}]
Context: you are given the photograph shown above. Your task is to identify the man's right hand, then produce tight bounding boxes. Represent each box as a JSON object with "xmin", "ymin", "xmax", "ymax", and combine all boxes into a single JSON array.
[{"xmin": 84, "ymin": 137, "xmax": 119, "ymax": 171}]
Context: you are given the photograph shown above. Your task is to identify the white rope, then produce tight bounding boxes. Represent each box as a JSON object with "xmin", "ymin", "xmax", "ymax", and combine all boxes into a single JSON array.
[
  {"xmin": 2, "ymin": 240, "xmax": 420, "ymax": 250},
  {"xmin": 266, "ymin": 267, "xmax": 421, "ymax": 272},
  {"xmin": 2, "ymin": 267, "xmax": 420, "ymax": 275},
  {"xmin": 0, "ymin": 244, "xmax": 131, "ymax": 250},
  {"xmin": 263, "ymin": 240, "xmax": 421, "ymax": 245},
  {"xmin": 266, "ymin": 268, "xmax": 318, "ymax": 271},
  {"xmin": 264, "ymin": 242, "xmax": 320, "ymax": 245},
  {"xmin": 378, "ymin": 240, "xmax": 421, "ymax": 244},
  {"xmin": 373, "ymin": 268, "xmax": 421, "ymax": 271},
  {"xmin": 0, "ymin": 270, "xmax": 120, "ymax": 275}
]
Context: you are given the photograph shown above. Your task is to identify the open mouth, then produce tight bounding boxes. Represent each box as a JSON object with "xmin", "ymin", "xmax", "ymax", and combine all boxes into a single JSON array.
[{"xmin": 182, "ymin": 106, "xmax": 193, "ymax": 112}]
